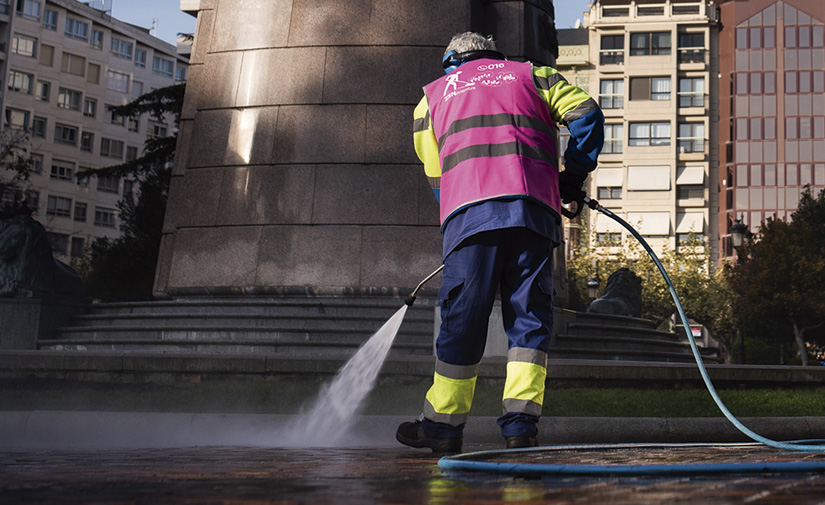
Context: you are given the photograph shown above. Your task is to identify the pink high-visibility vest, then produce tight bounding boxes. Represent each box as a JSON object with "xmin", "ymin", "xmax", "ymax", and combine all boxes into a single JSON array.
[{"xmin": 424, "ymin": 59, "xmax": 561, "ymax": 226}]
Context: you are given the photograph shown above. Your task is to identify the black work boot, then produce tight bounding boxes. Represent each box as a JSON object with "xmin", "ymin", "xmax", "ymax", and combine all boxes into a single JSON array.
[
  {"xmin": 505, "ymin": 436, "xmax": 538, "ymax": 449},
  {"xmin": 396, "ymin": 420, "xmax": 462, "ymax": 453}
]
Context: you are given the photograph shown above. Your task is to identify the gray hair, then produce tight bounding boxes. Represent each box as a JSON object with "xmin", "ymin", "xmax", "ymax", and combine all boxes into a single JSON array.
[{"xmin": 445, "ymin": 32, "xmax": 497, "ymax": 56}]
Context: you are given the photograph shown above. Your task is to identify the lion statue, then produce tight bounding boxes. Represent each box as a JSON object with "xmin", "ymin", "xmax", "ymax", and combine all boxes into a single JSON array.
[
  {"xmin": 0, "ymin": 207, "xmax": 84, "ymax": 298},
  {"xmin": 587, "ymin": 267, "xmax": 642, "ymax": 318}
]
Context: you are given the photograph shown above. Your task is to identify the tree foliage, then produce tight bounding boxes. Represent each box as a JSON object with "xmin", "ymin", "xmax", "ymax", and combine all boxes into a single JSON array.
[
  {"xmin": 728, "ymin": 186, "xmax": 825, "ymax": 365},
  {"xmin": 76, "ymin": 83, "xmax": 183, "ymax": 301},
  {"xmin": 568, "ymin": 224, "xmax": 738, "ymax": 362},
  {"xmin": 0, "ymin": 129, "xmax": 33, "ymax": 215}
]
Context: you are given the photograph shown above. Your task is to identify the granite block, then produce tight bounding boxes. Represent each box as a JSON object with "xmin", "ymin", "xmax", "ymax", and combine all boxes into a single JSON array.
[
  {"xmin": 417, "ymin": 172, "xmax": 440, "ymax": 226},
  {"xmin": 271, "ymin": 105, "xmax": 366, "ymax": 164},
  {"xmin": 288, "ymin": 0, "xmax": 371, "ymax": 46},
  {"xmin": 190, "ymin": 7, "xmax": 215, "ymax": 65},
  {"xmin": 167, "ymin": 226, "xmax": 262, "ymax": 288},
  {"xmin": 368, "ymin": 0, "xmax": 471, "ymax": 46},
  {"xmin": 189, "ymin": 109, "xmax": 232, "ymax": 168},
  {"xmin": 152, "ymin": 233, "xmax": 176, "ymax": 296},
  {"xmin": 323, "ymin": 46, "xmax": 423, "ymax": 104},
  {"xmin": 162, "ymin": 170, "xmax": 222, "ymax": 232},
  {"xmin": 311, "ymin": 164, "xmax": 420, "ymax": 225},
  {"xmin": 359, "ymin": 226, "xmax": 442, "ymax": 288},
  {"xmin": 366, "ymin": 105, "xmax": 419, "ymax": 164},
  {"xmin": 190, "ymin": 108, "xmax": 279, "ymax": 168},
  {"xmin": 171, "ymin": 119, "xmax": 193, "ymax": 176},
  {"xmin": 417, "ymin": 47, "xmax": 447, "ymax": 87},
  {"xmin": 216, "ymin": 165, "xmax": 315, "ymax": 226},
  {"xmin": 235, "ymin": 47, "xmax": 326, "ymax": 107},
  {"xmin": 211, "ymin": 0, "xmax": 292, "ymax": 51},
  {"xmin": 484, "ymin": 2, "xmax": 523, "ymax": 58},
  {"xmin": 180, "ymin": 64, "xmax": 202, "ymax": 120},
  {"xmin": 256, "ymin": 226, "xmax": 363, "ymax": 287},
  {"xmin": 198, "ymin": 51, "xmax": 243, "ymax": 110}
]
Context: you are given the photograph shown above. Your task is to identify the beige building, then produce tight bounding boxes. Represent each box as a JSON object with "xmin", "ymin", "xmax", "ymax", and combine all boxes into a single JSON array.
[
  {"xmin": 582, "ymin": 0, "xmax": 721, "ymax": 261},
  {"xmin": 0, "ymin": 0, "xmax": 187, "ymax": 261}
]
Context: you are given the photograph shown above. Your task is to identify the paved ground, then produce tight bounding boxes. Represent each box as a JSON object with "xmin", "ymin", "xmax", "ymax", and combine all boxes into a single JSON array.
[{"xmin": 3, "ymin": 445, "xmax": 825, "ymax": 504}]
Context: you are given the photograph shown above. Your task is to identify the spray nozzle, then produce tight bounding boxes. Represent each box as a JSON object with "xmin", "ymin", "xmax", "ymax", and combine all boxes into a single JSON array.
[{"xmin": 405, "ymin": 264, "xmax": 445, "ymax": 306}]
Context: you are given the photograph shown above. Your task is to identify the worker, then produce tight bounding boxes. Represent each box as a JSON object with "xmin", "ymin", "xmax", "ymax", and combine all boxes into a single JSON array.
[{"xmin": 396, "ymin": 32, "xmax": 604, "ymax": 452}]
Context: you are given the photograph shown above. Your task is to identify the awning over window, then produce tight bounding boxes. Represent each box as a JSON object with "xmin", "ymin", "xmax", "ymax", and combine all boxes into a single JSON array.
[
  {"xmin": 627, "ymin": 212, "xmax": 671, "ymax": 235},
  {"xmin": 627, "ymin": 165, "xmax": 670, "ymax": 190},
  {"xmin": 676, "ymin": 212, "xmax": 705, "ymax": 233},
  {"xmin": 596, "ymin": 167, "xmax": 623, "ymax": 187},
  {"xmin": 595, "ymin": 213, "xmax": 624, "ymax": 232},
  {"xmin": 676, "ymin": 165, "xmax": 705, "ymax": 184}
]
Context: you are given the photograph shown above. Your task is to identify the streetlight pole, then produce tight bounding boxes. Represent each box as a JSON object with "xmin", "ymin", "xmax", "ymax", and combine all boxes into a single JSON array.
[{"xmin": 729, "ymin": 216, "xmax": 752, "ymax": 364}]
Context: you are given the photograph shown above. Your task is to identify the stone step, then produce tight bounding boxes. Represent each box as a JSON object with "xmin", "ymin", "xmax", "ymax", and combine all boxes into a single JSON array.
[
  {"xmin": 553, "ymin": 333, "xmax": 693, "ymax": 353},
  {"xmin": 82, "ymin": 298, "xmax": 430, "ymax": 316},
  {"xmin": 564, "ymin": 311, "xmax": 659, "ymax": 330},
  {"xmin": 548, "ymin": 346, "xmax": 720, "ymax": 363},
  {"xmin": 563, "ymin": 323, "xmax": 682, "ymax": 342}
]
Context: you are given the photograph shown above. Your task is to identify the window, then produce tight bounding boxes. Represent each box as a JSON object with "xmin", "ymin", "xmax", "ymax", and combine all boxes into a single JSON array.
[
  {"xmin": 597, "ymin": 233, "xmax": 622, "ymax": 245},
  {"xmin": 123, "ymin": 179, "xmax": 134, "ymax": 197},
  {"xmin": 97, "ymin": 174, "xmax": 119, "ymax": 193},
  {"xmin": 678, "ymin": 77, "xmax": 705, "ymax": 107},
  {"xmin": 47, "ymin": 233, "xmax": 69, "ymax": 255},
  {"xmin": 80, "ymin": 131, "xmax": 93, "ymax": 152},
  {"xmin": 38, "ymin": 43, "xmax": 54, "ymax": 67},
  {"xmin": 126, "ymin": 145, "xmax": 138, "ymax": 162},
  {"xmin": 599, "ymin": 79, "xmax": 624, "ymax": 109},
  {"xmin": 12, "ymin": 33, "xmax": 37, "ymax": 57},
  {"xmin": 87, "ymin": 63, "xmax": 101, "ymax": 84},
  {"xmin": 630, "ymin": 32, "xmax": 671, "ymax": 56},
  {"xmin": 17, "ymin": 0, "xmax": 40, "ymax": 20},
  {"xmin": 90, "ymin": 29, "xmax": 103, "ymax": 50},
  {"xmin": 43, "ymin": 8, "xmax": 57, "ymax": 29},
  {"xmin": 54, "ymin": 124, "xmax": 78, "ymax": 146},
  {"xmin": 76, "ymin": 172, "xmax": 89, "ymax": 187},
  {"xmin": 630, "ymin": 76, "xmax": 670, "ymax": 101},
  {"xmin": 94, "ymin": 207, "xmax": 116, "ymax": 228},
  {"xmin": 100, "ymin": 138, "xmax": 124, "ymax": 159},
  {"xmin": 70, "ymin": 237, "xmax": 85, "ymax": 257},
  {"xmin": 8, "ymin": 70, "xmax": 33, "ymax": 93},
  {"xmin": 64, "ymin": 17, "xmax": 89, "ymax": 41},
  {"xmin": 50, "ymin": 159, "xmax": 74, "ymax": 180},
  {"xmin": 106, "ymin": 70, "xmax": 130, "ymax": 93},
  {"xmin": 131, "ymin": 80, "xmax": 144, "ymax": 100},
  {"xmin": 5, "ymin": 108, "xmax": 29, "ymax": 129},
  {"xmin": 32, "ymin": 116, "xmax": 46, "ymax": 137},
  {"xmin": 678, "ymin": 32, "xmax": 705, "ymax": 63},
  {"xmin": 629, "ymin": 122, "xmax": 671, "ymax": 146},
  {"xmin": 127, "ymin": 117, "xmax": 140, "ymax": 132},
  {"xmin": 175, "ymin": 65, "xmax": 187, "ymax": 82},
  {"xmin": 83, "ymin": 98, "xmax": 96, "ymax": 118},
  {"xmin": 73, "ymin": 202, "xmax": 87, "ymax": 222},
  {"xmin": 603, "ymin": 124, "xmax": 623, "ymax": 154},
  {"xmin": 30, "ymin": 153, "xmax": 43, "ymax": 174},
  {"xmin": 60, "ymin": 52, "xmax": 86, "ymax": 77},
  {"xmin": 600, "ymin": 34, "xmax": 624, "ymax": 65},
  {"xmin": 677, "ymin": 185, "xmax": 704, "ymax": 200},
  {"xmin": 57, "ymin": 87, "xmax": 82, "ymax": 111},
  {"xmin": 134, "ymin": 48, "xmax": 147, "ymax": 68},
  {"xmin": 46, "ymin": 195, "xmax": 72, "ymax": 217},
  {"xmin": 152, "ymin": 56, "xmax": 174, "ymax": 77},
  {"xmin": 35, "ymin": 80, "xmax": 50, "ymax": 101},
  {"xmin": 26, "ymin": 190, "xmax": 39, "ymax": 211},
  {"xmin": 151, "ymin": 122, "xmax": 168, "ymax": 138},
  {"xmin": 678, "ymin": 123, "xmax": 705, "ymax": 153},
  {"xmin": 110, "ymin": 36, "xmax": 133, "ymax": 59},
  {"xmin": 597, "ymin": 187, "xmax": 623, "ymax": 199},
  {"xmin": 109, "ymin": 106, "xmax": 126, "ymax": 126}
]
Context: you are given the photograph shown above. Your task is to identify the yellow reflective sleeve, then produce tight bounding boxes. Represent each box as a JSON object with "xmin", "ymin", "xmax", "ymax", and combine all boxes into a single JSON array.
[
  {"xmin": 533, "ymin": 66, "xmax": 596, "ymax": 125},
  {"xmin": 413, "ymin": 95, "xmax": 442, "ymax": 181},
  {"xmin": 503, "ymin": 361, "xmax": 546, "ymax": 405}
]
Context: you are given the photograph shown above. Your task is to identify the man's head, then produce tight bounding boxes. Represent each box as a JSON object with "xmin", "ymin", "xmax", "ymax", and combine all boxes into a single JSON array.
[{"xmin": 442, "ymin": 32, "xmax": 503, "ymax": 74}]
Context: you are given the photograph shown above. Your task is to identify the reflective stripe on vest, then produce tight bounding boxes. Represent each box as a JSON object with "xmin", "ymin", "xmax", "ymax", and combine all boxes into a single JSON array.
[{"xmin": 423, "ymin": 59, "xmax": 561, "ymax": 226}]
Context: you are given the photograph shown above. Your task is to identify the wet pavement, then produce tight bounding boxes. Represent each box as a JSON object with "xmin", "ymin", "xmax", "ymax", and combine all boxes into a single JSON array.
[{"xmin": 3, "ymin": 444, "xmax": 825, "ymax": 504}]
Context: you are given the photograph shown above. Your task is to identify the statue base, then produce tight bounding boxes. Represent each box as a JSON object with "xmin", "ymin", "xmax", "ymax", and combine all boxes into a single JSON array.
[{"xmin": 0, "ymin": 297, "xmax": 85, "ymax": 350}]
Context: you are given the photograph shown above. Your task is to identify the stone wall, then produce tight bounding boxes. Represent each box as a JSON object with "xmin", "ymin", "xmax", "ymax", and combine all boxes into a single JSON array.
[{"xmin": 155, "ymin": 0, "xmax": 557, "ymax": 296}]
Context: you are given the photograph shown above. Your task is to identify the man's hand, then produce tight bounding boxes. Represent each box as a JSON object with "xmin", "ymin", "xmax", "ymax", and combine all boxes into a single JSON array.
[{"xmin": 559, "ymin": 170, "xmax": 587, "ymax": 205}]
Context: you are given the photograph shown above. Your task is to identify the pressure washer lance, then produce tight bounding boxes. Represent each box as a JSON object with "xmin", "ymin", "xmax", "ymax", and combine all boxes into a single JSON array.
[{"xmin": 405, "ymin": 264, "xmax": 445, "ymax": 306}]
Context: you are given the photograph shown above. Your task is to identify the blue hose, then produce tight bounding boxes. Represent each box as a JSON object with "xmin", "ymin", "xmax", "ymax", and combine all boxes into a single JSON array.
[{"xmin": 438, "ymin": 199, "xmax": 825, "ymax": 476}]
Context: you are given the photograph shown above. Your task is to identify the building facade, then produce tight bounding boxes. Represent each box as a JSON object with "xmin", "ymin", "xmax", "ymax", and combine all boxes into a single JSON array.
[
  {"xmin": 582, "ymin": 0, "xmax": 721, "ymax": 261},
  {"xmin": 718, "ymin": 0, "xmax": 825, "ymax": 261},
  {"xmin": 0, "ymin": 0, "xmax": 187, "ymax": 261}
]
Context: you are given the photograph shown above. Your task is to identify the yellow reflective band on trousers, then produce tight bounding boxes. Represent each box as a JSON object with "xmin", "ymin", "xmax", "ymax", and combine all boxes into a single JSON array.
[
  {"xmin": 424, "ymin": 372, "xmax": 477, "ymax": 427},
  {"xmin": 502, "ymin": 353, "xmax": 547, "ymax": 417}
]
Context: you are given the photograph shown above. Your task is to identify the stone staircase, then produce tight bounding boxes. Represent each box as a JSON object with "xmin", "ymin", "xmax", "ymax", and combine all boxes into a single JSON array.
[{"xmin": 38, "ymin": 298, "xmax": 719, "ymax": 363}]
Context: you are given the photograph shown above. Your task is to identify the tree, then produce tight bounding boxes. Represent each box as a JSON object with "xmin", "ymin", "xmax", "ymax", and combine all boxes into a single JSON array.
[
  {"xmin": 568, "ymin": 227, "xmax": 738, "ymax": 361},
  {"xmin": 0, "ymin": 129, "xmax": 33, "ymax": 215},
  {"xmin": 76, "ymin": 83, "xmax": 184, "ymax": 301},
  {"xmin": 728, "ymin": 186, "xmax": 825, "ymax": 366}
]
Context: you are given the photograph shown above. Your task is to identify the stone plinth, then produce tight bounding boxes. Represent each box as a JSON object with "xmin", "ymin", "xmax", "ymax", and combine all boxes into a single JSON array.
[
  {"xmin": 0, "ymin": 298, "xmax": 85, "ymax": 350},
  {"xmin": 155, "ymin": 0, "xmax": 558, "ymax": 297}
]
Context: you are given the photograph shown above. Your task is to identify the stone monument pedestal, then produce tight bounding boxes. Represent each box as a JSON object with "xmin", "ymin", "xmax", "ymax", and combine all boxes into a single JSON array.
[{"xmin": 0, "ymin": 298, "xmax": 85, "ymax": 350}]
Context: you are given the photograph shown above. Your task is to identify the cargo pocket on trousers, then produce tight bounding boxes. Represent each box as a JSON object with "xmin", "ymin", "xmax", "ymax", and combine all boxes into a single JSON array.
[{"xmin": 438, "ymin": 274, "xmax": 465, "ymax": 338}]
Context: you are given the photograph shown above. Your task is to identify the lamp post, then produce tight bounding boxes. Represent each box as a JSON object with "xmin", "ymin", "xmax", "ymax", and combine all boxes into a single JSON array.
[
  {"xmin": 729, "ymin": 216, "xmax": 752, "ymax": 363},
  {"xmin": 586, "ymin": 275, "xmax": 600, "ymax": 299}
]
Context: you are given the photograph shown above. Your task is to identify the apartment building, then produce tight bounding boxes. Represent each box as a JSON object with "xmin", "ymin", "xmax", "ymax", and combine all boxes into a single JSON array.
[
  {"xmin": 718, "ymin": 0, "xmax": 825, "ymax": 261},
  {"xmin": 0, "ymin": 0, "xmax": 187, "ymax": 261},
  {"xmin": 582, "ymin": 0, "xmax": 720, "ymax": 260}
]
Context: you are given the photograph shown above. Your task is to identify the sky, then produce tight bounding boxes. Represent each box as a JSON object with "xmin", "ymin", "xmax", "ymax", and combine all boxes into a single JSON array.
[
  {"xmin": 104, "ymin": 0, "xmax": 197, "ymax": 47},
  {"xmin": 107, "ymin": 0, "xmax": 590, "ymax": 48}
]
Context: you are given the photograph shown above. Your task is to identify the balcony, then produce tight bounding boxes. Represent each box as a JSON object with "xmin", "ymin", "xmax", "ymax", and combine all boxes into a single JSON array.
[
  {"xmin": 600, "ymin": 50, "xmax": 624, "ymax": 66},
  {"xmin": 678, "ymin": 48, "xmax": 707, "ymax": 65},
  {"xmin": 678, "ymin": 92, "xmax": 707, "ymax": 109},
  {"xmin": 594, "ymin": 1, "xmax": 713, "ymax": 24}
]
